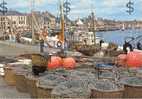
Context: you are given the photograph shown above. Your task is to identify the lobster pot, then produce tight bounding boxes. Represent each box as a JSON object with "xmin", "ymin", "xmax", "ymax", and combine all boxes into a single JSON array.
[
  {"xmin": 32, "ymin": 54, "xmax": 48, "ymax": 66},
  {"xmin": 91, "ymin": 89, "xmax": 124, "ymax": 98},
  {"xmin": 25, "ymin": 74, "xmax": 38, "ymax": 98},
  {"xmin": 4, "ymin": 62, "xmax": 31, "ymax": 86},
  {"xmin": 124, "ymin": 85, "xmax": 142, "ymax": 98},
  {"xmin": 121, "ymin": 77, "xmax": 142, "ymax": 98},
  {"xmin": 4, "ymin": 67, "xmax": 16, "ymax": 86},
  {"xmin": 36, "ymin": 73, "xmax": 68, "ymax": 98},
  {"xmin": 15, "ymin": 72, "xmax": 27, "ymax": 93},
  {"xmin": 37, "ymin": 85, "xmax": 53, "ymax": 98},
  {"xmin": 91, "ymin": 79, "xmax": 124, "ymax": 98}
]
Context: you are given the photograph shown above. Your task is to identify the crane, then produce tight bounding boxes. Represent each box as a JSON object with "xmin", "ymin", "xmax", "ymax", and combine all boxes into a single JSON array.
[
  {"xmin": 30, "ymin": 0, "xmax": 65, "ymax": 49},
  {"xmin": 30, "ymin": 0, "xmax": 42, "ymax": 44}
]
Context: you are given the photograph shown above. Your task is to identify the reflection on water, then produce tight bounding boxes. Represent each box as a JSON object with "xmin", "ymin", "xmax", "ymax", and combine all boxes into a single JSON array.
[{"xmin": 96, "ymin": 29, "xmax": 142, "ymax": 46}]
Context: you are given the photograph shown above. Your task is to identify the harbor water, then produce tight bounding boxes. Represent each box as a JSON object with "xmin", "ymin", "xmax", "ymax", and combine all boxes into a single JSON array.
[{"xmin": 96, "ymin": 29, "xmax": 142, "ymax": 46}]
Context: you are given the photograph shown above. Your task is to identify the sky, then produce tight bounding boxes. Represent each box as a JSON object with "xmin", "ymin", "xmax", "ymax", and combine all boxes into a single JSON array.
[{"xmin": 2, "ymin": 0, "xmax": 142, "ymax": 21}]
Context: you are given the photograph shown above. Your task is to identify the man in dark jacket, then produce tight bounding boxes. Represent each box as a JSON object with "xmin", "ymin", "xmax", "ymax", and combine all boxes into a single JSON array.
[{"xmin": 123, "ymin": 41, "xmax": 133, "ymax": 54}]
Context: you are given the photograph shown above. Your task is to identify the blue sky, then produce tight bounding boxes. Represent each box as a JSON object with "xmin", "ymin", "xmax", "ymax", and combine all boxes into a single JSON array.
[{"xmin": 2, "ymin": 0, "xmax": 142, "ymax": 20}]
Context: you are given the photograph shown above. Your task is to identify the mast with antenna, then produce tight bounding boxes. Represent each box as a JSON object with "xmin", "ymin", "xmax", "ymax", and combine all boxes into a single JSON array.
[
  {"xmin": 64, "ymin": 0, "xmax": 71, "ymax": 31},
  {"xmin": 92, "ymin": 12, "xmax": 96, "ymax": 45},
  {"xmin": 91, "ymin": 0, "xmax": 96, "ymax": 45},
  {"xmin": 31, "ymin": 0, "xmax": 35, "ymax": 44}
]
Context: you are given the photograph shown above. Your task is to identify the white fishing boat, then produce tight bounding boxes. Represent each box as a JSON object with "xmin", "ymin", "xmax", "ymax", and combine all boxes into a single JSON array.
[{"xmin": 121, "ymin": 23, "xmax": 125, "ymax": 31}]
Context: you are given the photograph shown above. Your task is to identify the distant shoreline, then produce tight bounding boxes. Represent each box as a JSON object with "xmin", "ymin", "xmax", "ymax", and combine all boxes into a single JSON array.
[{"xmin": 96, "ymin": 28, "xmax": 142, "ymax": 32}]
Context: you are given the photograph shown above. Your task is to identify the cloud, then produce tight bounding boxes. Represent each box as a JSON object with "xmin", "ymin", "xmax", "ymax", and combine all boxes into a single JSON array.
[
  {"xmin": 103, "ymin": 0, "xmax": 126, "ymax": 7},
  {"xmin": 2, "ymin": 0, "xmax": 142, "ymax": 20}
]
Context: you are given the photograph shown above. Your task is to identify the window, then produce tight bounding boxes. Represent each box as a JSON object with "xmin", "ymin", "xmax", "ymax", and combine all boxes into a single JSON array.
[{"xmin": 13, "ymin": 21, "xmax": 16, "ymax": 24}]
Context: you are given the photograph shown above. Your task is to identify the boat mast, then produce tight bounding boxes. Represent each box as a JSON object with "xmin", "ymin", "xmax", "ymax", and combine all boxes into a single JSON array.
[
  {"xmin": 91, "ymin": 0, "xmax": 96, "ymax": 45},
  {"xmin": 60, "ymin": 0, "xmax": 65, "ymax": 48},
  {"xmin": 92, "ymin": 12, "xmax": 96, "ymax": 45},
  {"xmin": 31, "ymin": 0, "xmax": 35, "ymax": 44}
]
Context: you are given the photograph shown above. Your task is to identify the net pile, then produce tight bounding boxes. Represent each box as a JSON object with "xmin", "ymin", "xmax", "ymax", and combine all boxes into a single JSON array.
[
  {"xmin": 51, "ymin": 70, "xmax": 96, "ymax": 98},
  {"xmin": 37, "ymin": 73, "xmax": 67, "ymax": 89},
  {"xmin": 52, "ymin": 80, "xmax": 91, "ymax": 98},
  {"xmin": 91, "ymin": 79, "xmax": 123, "ymax": 92},
  {"xmin": 121, "ymin": 77, "xmax": 142, "ymax": 86}
]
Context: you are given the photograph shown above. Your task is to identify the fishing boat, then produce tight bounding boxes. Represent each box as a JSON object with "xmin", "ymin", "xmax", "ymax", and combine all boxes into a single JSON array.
[{"xmin": 121, "ymin": 23, "xmax": 125, "ymax": 31}]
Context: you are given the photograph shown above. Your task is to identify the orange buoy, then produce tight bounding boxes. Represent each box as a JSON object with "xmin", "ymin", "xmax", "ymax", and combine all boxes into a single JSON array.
[
  {"xmin": 63, "ymin": 57, "xmax": 76, "ymax": 69},
  {"xmin": 126, "ymin": 51, "xmax": 142, "ymax": 68},
  {"xmin": 48, "ymin": 56, "xmax": 62, "ymax": 69},
  {"xmin": 117, "ymin": 54, "xmax": 127, "ymax": 66}
]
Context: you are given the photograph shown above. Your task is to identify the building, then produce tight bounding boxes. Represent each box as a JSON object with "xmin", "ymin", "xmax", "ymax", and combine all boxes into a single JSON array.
[
  {"xmin": 0, "ymin": 11, "xmax": 28, "ymax": 32},
  {"xmin": 0, "ymin": 10, "xmax": 56, "ymax": 35},
  {"xmin": 27, "ymin": 11, "xmax": 56, "ymax": 31}
]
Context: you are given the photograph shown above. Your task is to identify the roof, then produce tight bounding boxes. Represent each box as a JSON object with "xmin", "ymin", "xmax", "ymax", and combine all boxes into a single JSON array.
[
  {"xmin": 76, "ymin": 19, "xmax": 84, "ymax": 25},
  {"xmin": 0, "ymin": 10, "xmax": 27, "ymax": 16},
  {"xmin": 42, "ymin": 11, "xmax": 55, "ymax": 18}
]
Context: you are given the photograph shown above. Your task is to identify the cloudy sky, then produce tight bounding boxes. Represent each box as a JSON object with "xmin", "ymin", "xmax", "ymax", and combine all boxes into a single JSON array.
[{"xmin": 2, "ymin": 0, "xmax": 142, "ymax": 20}]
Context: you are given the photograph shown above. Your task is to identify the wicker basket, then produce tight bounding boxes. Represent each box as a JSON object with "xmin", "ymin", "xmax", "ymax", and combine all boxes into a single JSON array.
[
  {"xmin": 124, "ymin": 85, "xmax": 142, "ymax": 98},
  {"xmin": 91, "ymin": 89, "xmax": 124, "ymax": 98},
  {"xmin": 32, "ymin": 54, "xmax": 48, "ymax": 66},
  {"xmin": 15, "ymin": 72, "xmax": 27, "ymax": 93},
  {"xmin": 37, "ymin": 85, "xmax": 53, "ymax": 98},
  {"xmin": 25, "ymin": 74, "xmax": 38, "ymax": 98},
  {"xmin": 4, "ymin": 67, "xmax": 16, "ymax": 86}
]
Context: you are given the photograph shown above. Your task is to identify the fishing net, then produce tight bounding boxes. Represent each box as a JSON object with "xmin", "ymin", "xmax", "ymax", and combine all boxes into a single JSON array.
[
  {"xmin": 121, "ymin": 77, "xmax": 142, "ymax": 86},
  {"xmin": 37, "ymin": 73, "xmax": 67, "ymax": 89},
  {"xmin": 91, "ymin": 79, "xmax": 123, "ymax": 92},
  {"xmin": 51, "ymin": 70, "xmax": 96, "ymax": 98},
  {"xmin": 51, "ymin": 79, "xmax": 91, "ymax": 98},
  {"xmin": 118, "ymin": 67, "xmax": 137, "ymax": 78}
]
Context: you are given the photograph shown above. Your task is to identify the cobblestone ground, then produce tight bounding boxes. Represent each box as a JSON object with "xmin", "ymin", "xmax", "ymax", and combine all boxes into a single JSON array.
[
  {"xmin": 0, "ymin": 43, "xmax": 60, "ymax": 56},
  {"xmin": 0, "ymin": 43, "xmax": 35, "ymax": 56},
  {"xmin": 0, "ymin": 77, "xmax": 30, "ymax": 98},
  {"xmin": 0, "ymin": 43, "xmax": 59, "ymax": 98},
  {"xmin": 0, "ymin": 44, "xmax": 31, "ymax": 98}
]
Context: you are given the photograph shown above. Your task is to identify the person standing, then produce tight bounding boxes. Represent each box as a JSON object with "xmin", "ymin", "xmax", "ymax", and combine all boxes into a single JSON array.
[
  {"xmin": 137, "ymin": 42, "xmax": 142, "ymax": 50},
  {"xmin": 123, "ymin": 41, "xmax": 133, "ymax": 54},
  {"xmin": 16, "ymin": 32, "xmax": 21, "ymax": 43},
  {"xmin": 64, "ymin": 39, "xmax": 68, "ymax": 50},
  {"xmin": 100, "ymin": 39, "xmax": 104, "ymax": 49},
  {"xmin": 11, "ymin": 30, "xmax": 16, "ymax": 42},
  {"xmin": 39, "ymin": 38, "xmax": 44, "ymax": 53},
  {"xmin": 8, "ymin": 29, "xmax": 12, "ymax": 42}
]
